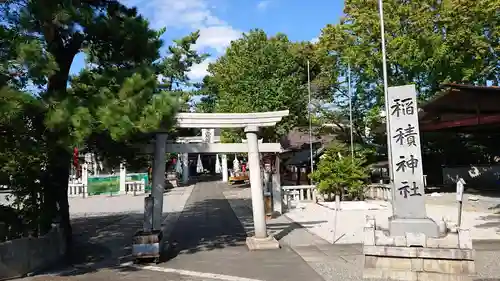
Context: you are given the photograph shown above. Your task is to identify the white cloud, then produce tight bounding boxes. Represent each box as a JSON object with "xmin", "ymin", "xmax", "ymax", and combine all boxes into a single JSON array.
[
  {"xmin": 257, "ymin": 0, "xmax": 271, "ymax": 10},
  {"xmin": 196, "ymin": 26, "xmax": 241, "ymax": 53},
  {"xmin": 188, "ymin": 58, "xmax": 215, "ymax": 80},
  {"xmin": 122, "ymin": 0, "xmax": 240, "ymax": 52},
  {"xmin": 311, "ymin": 37, "xmax": 319, "ymax": 44},
  {"xmin": 122, "ymin": 0, "xmax": 242, "ymax": 80}
]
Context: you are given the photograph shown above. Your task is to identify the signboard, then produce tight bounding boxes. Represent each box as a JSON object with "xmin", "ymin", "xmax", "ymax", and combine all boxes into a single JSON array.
[
  {"xmin": 388, "ymin": 85, "xmax": 426, "ymax": 218},
  {"xmin": 456, "ymin": 178, "xmax": 466, "ymax": 201},
  {"xmin": 201, "ymin": 128, "xmax": 215, "ymax": 143},
  {"xmin": 87, "ymin": 175, "xmax": 120, "ymax": 195}
]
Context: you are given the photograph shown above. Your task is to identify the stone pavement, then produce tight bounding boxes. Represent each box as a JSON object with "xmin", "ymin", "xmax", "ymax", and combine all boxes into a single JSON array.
[
  {"xmin": 16, "ymin": 181, "xmax": 325, "ymax": 281},
  {"xmin": 155, "ymin": 180, "xmax": 324, "ymax": 281}
]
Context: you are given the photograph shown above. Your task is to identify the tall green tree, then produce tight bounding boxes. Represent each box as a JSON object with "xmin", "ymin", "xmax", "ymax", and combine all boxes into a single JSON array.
[
  {"xmin": 316, "ymin": 0, "xmax": 500, "ymax": 148},
  {"xmin": 0, "ymin": 0, "xmax": 204, "ymax": 255},
  {"xmin": 157, "ymin": 31, "xmax": 209, "ymax": 112},
  {"xmin": 200, "ymin": 29, "xmax": 320, "ymax": 142}
]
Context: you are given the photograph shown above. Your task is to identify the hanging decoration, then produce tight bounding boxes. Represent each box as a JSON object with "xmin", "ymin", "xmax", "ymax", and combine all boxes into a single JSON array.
[
  {"xmin": 196, "ymin": 154, "xmax": 204, "ymax": 173},
  {"xmin": 233, "ymin": 154, "xmax": 240, "ymax": 173},
  {"xmin": 215, "ymin": 154, "xmax": 221, "ymax": 174},
  {"xmin": 175, "ymin": 154, "xmax": 183, "ymax": 174}
]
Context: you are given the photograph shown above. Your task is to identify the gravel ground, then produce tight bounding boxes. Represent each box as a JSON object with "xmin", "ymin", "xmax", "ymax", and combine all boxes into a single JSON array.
[{"xmin": 426, "ymin": 191, "xmax": 500, "ymax": 213}]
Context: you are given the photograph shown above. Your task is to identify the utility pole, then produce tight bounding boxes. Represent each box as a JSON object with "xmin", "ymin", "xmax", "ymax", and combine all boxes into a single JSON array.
[
  {"xmin": 307, "ymin": 60, "xmax": 314, "ymax": 174},
  {"xmin": 348, "ymin": 62, "xmax": 354, "ymax": 160},
  {"xmin": 378, "ymin": 0, "xmax": 393, "ymax": 185}
]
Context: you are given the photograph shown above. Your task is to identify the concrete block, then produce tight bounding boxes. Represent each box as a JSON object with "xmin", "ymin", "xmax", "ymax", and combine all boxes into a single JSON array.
[
  {"xmin": 0, "ymin": 225, "xmax": 64, "ymax": 280},
  {"xmin": 458, "ymin": 229, "xmax": 473, "ymax": 249},
  {"xmin": 389, "ymin": 217, "xmax": 440, "ymax": 238},
  {"xmin": 423, "ymin": 259, "xmax": 475, "ymax": 275},
  {"xmin": 364, "ymin": 256, "xmax": 411, "ymax": 270},
  {"xmin": 417, "ymin": 248, "xmax": 474, "ymax": 260},
  {"xmin": 365, "ymin": 215, "xmax": 376, "ymax": 227},
  {"xmin": 363, "ymin": 227, "xmax": 375, "ymax": 246},
  {"xmin": 394, "ymin": 235, "xmax": 407, "ymax": 247},
  {"xmin": 363, "ymin": 268, "xmax": 417, "ymax": 281},
  {"xmin": 411, "ymin": 258, "xmax": 423, "ymax": 272},
  {"xmin": 246, "ymin": 236, "xmax": 280, "ymax": 251},
  {"xmin": 375, "ymin": 233, "xmax": 395, "ymax": 246},
  {"xmin": 406, "ymin": 232, "xmax": 426, "ymax": 247},
  {"xmin": 363, "ymin": 224, "xmax": 475, "ymax": 281},
  {"xmin": 364, "ymin": 245, "xmax": 474, "ymax": 260},
  {"xmin": 364, "ymin": 245, "xmax": 417, "ymax": 257},
  {"xmin": 417, "ymin": 272, "xmax": 472, "ymax": 281},
  {"xmin": 426, "ymin": 234, "xmax": 459, "ymax": 248}
]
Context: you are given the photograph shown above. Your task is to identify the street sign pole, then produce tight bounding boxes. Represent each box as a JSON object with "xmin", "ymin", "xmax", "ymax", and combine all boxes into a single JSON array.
[{"xmin": 456, "ymin": 178, "xmax": 465, "ymax": 227}]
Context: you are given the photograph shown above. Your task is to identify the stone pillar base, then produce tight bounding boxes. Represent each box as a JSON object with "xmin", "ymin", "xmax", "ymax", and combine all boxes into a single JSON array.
[
  {"xmin": 246, "ymin": 236, "xmax": 280, "ymax": 251},
  {"xmin": 389, "ymin": 216, "xmax": 440, "ymax": 238},
  {"xmin": 363, "ymin": 216, "xmax": 475, "ymax": 281},
  {"xmin": 132, "ymin": 229, "xmax": 163, "ymax": 262}
]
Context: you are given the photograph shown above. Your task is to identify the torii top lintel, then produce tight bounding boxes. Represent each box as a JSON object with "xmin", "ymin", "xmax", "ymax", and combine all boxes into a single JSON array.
[{"xmin": 175, "ymin": 110, "xmax": 290, "ymax": 129}]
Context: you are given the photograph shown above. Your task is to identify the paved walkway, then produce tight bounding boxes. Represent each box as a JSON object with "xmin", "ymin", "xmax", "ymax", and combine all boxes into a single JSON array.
[
  {"xmin": 18, "ymin": 181, "xmax": 325, "ymax": 281},
  {"xmin": 155, "ymin": 181, "xmax": 324, "ymax": 281}
]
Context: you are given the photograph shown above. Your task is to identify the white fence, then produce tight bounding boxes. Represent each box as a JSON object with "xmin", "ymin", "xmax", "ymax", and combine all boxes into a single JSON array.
[
  {"xmin": 68, "ymin": 182, "xmax": 86, "ymax": 198},
  {"xmin": 125, "ymin": 180, "xmax": 146, "ymax": 195},
  {"xmin": 68, "ymin": 179, "xmax": 146, "ymax": 198},
  {"xmin": 281, "ymin": 183, "xmax": 397, "ymax": 212},
  {"xmin": 282, "ymin": 185, "xmax": 317, "ymax": 210},
  {"xmin": 364, "ymin": 184, "xmax": 392, "ymax": 201},
  {"xmin": 68, "ymin": 162, "xmax": 148, "ymax": 198}
]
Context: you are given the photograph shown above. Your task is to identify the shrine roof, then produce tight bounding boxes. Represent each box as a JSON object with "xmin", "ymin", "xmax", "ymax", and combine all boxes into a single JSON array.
[
  {"xmin": 421, "ymin": 83, "xmax": 500, "ymax": 116},
  {"xmin": 420, "ymin": 84, "xmax": 500, "ymax": 132}
]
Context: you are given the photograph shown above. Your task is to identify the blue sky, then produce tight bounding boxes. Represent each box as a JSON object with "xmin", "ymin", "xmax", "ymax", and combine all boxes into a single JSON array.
[{"xmin": 70, "ymin": 0, "xmax": 345, "ymax": 80}]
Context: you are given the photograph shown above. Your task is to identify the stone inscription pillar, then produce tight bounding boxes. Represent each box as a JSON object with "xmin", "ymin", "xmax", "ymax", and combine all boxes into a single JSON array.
[{"xmin": 387, "ymin": 85, "xmax": 438, "ymax": 237}]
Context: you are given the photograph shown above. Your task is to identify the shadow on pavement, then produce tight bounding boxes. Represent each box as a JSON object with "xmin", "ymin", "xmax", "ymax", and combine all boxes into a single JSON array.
[
  {"xmin": 165, "ymin": 196, "xmax": 327, "ymax": 262},
  {"xmin": 45, "ymin": 212, "xmax": 152, "ymax": 276},
  {"xmin": 36, "ymin": 180, "xmax": 328, "ymax": 280},
  {"xmin": 165, "ymin": 198, "xmax": 248, "ymax": 259}
]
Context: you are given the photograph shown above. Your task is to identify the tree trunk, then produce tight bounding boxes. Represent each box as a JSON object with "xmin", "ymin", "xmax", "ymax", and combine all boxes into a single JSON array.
[
  {"xmin": 41, "ymin": 142, "xmax": 73, "ymax": 260},
  {"xmin": 39, "ymin": 28, "xmax": 81, "ymax": 261}
]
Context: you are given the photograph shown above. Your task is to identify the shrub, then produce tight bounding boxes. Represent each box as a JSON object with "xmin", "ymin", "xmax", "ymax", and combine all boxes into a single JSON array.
[{"xmin": 309, "ymin": 143, "xmax": 369, "ymax": 200}]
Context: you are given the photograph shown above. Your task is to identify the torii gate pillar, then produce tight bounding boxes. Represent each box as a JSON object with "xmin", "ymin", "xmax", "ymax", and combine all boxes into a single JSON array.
[
  {"xmin": 245, "ymin": 126, "xmax": 267, "ymax": 239},
  {"xmin": 150, "ymin": 110, "xmax": 289, "ymax": 251}
]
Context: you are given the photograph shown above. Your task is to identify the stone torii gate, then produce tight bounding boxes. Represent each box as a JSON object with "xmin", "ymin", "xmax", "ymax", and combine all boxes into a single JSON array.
[{"xmin": 150, "ymin": 110, "xmax": 289, "ymax": 250}]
